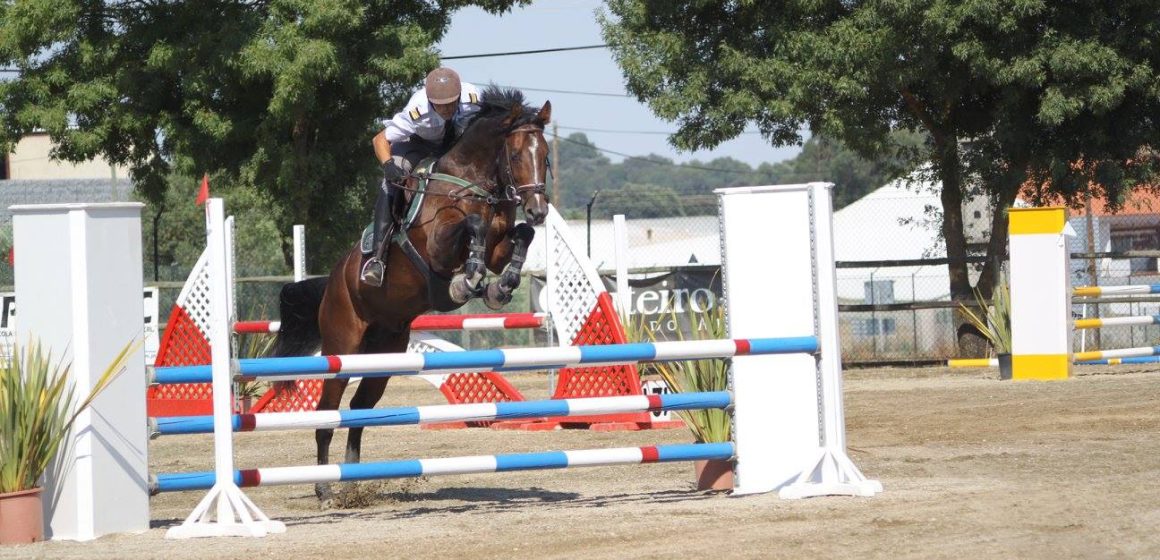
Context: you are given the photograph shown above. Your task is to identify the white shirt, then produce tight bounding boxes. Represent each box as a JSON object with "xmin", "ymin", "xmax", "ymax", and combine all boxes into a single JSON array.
[{"xmin": 382, "ymin": 82, "xmax": 482, "ymax": 145}]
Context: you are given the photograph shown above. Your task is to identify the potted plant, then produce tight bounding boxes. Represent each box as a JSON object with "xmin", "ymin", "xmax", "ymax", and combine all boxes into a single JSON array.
[
  {"xmin": 958, "ymin": 277, "xmax": 1013, "ymax": 379},
  {"xmin": 0, "ymin": 339, "xmax": 136, "ymax": 544},
  {"xmin": 628, "ymin": 304, "xmax": 732, "ymax": 490}
]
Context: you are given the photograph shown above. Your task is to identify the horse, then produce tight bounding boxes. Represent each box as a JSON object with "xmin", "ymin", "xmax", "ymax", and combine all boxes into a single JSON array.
[{"xmin": 272, "ymin": 86, "xmax": 552, "ymax": 505}]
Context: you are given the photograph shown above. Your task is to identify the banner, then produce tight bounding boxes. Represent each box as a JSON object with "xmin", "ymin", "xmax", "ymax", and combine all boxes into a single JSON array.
[{"xmin": 531, "ymin": 265, "xmax": 723, "ymax": 341}]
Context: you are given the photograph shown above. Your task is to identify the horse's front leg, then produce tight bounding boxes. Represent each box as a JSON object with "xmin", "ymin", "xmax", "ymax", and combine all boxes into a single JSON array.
[
  {"xmin": 483, "ymin": 223, "xmax": 535, "ymax": 310},
  {"xmin": 450, "ymin": 213, "xmax": 487, "ymax": 304}
]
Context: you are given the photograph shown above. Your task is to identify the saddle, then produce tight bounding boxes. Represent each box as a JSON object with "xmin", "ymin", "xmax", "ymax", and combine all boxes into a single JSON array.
[{"xmin": 360, "ymin": 157, "xmax": 436, "ymax": 256}]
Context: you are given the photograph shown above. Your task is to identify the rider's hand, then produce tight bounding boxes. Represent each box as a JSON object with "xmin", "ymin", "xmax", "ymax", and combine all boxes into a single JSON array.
[{"xmin": 382, "ymin": 161, "xmax": 406, "ymax": 182}]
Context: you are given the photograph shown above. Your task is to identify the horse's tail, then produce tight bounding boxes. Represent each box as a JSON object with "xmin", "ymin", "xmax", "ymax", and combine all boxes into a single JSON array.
[{"xmin": 272, "ymin": 276, "xmax": 328, "ymax": 358}]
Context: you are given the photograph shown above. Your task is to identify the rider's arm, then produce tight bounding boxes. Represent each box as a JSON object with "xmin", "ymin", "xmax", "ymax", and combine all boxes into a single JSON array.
[{"xmin": 372, "ymin": 131, "xmax": 391, "ymax": 165}]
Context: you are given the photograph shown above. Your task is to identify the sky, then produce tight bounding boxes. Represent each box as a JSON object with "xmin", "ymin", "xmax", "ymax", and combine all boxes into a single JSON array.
[{"xmin": 436, "ymin": 1, "xmax": 804, "ymax": 169}]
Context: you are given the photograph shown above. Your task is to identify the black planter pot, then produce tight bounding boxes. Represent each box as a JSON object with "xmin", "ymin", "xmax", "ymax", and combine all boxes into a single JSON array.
[{"xmin": 997, "ymin": 353, "xmax": 1013, "ymax": 380}]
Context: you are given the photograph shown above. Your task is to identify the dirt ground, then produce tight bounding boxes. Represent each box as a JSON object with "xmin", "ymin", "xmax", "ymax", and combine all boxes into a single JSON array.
[{"xmin": 5, "ymin": 364, "xmax": 1160, "ymax": 560}]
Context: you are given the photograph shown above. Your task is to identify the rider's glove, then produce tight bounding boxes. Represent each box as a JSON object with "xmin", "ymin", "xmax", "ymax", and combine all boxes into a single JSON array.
[{"xmin": 382, "ymin": 160, "xmax": 406, "ymax": 182}]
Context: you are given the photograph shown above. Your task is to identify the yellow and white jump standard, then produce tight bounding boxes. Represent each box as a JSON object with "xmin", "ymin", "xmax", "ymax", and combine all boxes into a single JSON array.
[{"xmin": 1008, "ymin": 207, "xmax": 1074, "ymax": 380}]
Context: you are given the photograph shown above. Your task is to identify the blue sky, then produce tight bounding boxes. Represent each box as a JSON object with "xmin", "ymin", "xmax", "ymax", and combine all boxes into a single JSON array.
[{"xmin": 437, "ymin": 1, "xmax": 804, "ymax": 168}]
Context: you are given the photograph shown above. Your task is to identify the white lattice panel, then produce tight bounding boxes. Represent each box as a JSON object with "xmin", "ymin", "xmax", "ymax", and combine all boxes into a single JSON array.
[
  {"xmin": 176, "ymin": 248, "xmax": 213, "ymax": 339},
  {"xmin": 176, "ymin": 217, "xmax": 237, "ymax": 340},
  {"xmin": 544, "ymin": 206, "xmax": 603, "ymax": 346}
]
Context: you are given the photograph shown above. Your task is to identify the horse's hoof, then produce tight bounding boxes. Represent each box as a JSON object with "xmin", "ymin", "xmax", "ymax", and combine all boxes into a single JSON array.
[
  {"xmin": 484, "ymin": 283, "xmax": 512, "ymax": 310},
  {"xmin": 449, "ymin": 274, "xmax": 473, "ymax": 304},
  {"xmin": 315, "ymin": 482, "xmax": 335, "ymax": 509}
]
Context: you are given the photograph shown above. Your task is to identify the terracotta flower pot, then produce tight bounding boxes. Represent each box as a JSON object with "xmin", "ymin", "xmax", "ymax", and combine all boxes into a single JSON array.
[
  {"xmin": 693, "ymin": 458, "xmax": 734, "ymax": 491},
  {"xmin": 0, "ymin": 487, "xmax": 44, "ymax": 544}
]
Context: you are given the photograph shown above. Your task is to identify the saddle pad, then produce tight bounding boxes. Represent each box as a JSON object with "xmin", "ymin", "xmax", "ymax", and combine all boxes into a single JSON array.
[{"xmin": 361, "ymin": 223, "xmax": 374, "ymax": 255}]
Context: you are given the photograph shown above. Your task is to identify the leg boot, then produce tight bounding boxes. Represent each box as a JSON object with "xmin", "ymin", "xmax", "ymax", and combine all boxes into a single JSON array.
[{"xmin": 361, "ymin": 183, "xmax": 398, "ymax": 287}]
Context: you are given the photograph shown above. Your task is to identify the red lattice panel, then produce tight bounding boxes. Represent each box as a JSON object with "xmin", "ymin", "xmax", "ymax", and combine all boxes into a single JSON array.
[
  {"xmin": 251, "ymin": 379, "xmax": 324, "ymax": 413},
  {"xmin": 149, "ymin": 303, "xmax": 325, "ymax": 416},
  {"xmin": 425, "ymin": 372, "xmax": 528, "ymax": 429},
  {"xmin": 552, "ymin": 293, "xmax": 641, "ymax": 400},
  {"xmin": 148, "ymin": 306, "xmax": 214, "ymax": 416},
  {"xmin": 511, "ymin": 293, "xmax": 657, "ymax": 431}
]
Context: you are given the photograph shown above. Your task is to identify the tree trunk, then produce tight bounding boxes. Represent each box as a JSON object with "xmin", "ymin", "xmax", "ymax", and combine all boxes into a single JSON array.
[
  {"xmin": 975, "ymin": 183, "xmax": 1021, "ymax": 299},
  {"xmin": 939, "ymin": 144, "xmax": 971, "ymax": 303},
  {"xmin": 937, "ymin": 142, "xmax": 991, "ymax": 357}
]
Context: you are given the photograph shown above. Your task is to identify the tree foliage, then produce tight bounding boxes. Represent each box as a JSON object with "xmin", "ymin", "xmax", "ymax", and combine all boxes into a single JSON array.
[
  {"xmin": 599, "ymin": 0, "xmax": 1160, "ymax": 301},
  {"xmin": 0, "ymin": 0, "xmax": 526, "ymax": 265},
  {"xmin": 553, "ymin": 130, "xmax": 922, "ymax": 219}
]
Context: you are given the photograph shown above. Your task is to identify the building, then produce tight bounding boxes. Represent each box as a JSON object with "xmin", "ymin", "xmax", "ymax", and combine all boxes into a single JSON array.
[{"xmin": 2, "ymin": 132, "xmax": 130, "ymax": 181}]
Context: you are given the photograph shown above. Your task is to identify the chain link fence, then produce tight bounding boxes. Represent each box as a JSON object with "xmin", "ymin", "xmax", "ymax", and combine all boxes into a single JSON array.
[{"xmin": 5, "ymin": 188, "xmax": 1160, "ymax": 365}]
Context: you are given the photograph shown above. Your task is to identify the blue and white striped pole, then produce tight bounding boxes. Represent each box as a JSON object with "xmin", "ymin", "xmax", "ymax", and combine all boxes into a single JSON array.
[
  {"xmin": 1073, "ymin": 345, "xmax": 1160, "ymax": 363},
  {"xmin": 153, "ymin": 392, "xmax": 733, "ymax": 435},
  {"xmin": 153, "ymin": 337, "xmax": 819, "ymax": 384},
  {"xmin": 153, "ymin": 443, "xmax": 736, "ymax": 493},
  {"xmin": 1076, "ymin": 355, "xmax": 1160, "ymax": 365}
]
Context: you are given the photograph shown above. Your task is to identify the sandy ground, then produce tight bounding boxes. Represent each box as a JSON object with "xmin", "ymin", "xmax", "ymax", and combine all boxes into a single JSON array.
[{"xmin": 5, "ymin": 365, "xmax": 1160, "ymax": 560}]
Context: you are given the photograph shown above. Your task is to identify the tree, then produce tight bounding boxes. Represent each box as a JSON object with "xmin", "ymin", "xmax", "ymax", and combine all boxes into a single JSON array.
[
  {"xmin": 599, "ymin": 1, "xmax": 1160, "ymax": 307},
  {"xmin": 552, "ymin": 131, "xmax": 913, "ymax": 219},
  {"xmin": 0, "ymin": 0, "xmax": 527, "ymax": 266}
]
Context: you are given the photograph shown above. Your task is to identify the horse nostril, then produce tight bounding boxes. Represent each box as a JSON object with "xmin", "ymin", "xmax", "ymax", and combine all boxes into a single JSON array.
[{"xmin": 525, "ymin": 204, "xmax": 547, "ymax": 225}]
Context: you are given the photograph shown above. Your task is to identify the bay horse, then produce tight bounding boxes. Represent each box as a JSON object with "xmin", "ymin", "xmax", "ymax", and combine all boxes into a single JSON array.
[{"xmin": 273, "ymin": 86, "xmax": 552, "ymax": 505}]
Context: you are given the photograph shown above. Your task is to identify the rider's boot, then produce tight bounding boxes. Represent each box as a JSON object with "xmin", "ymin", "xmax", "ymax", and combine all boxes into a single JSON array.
[{"xmin": 361, "ymin": 184, "xmax": 398, "ymax": 287}]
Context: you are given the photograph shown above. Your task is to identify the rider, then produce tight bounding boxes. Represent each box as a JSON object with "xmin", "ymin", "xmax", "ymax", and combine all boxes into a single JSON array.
[{"xmin": 362, "ymin": 67, "xmax": 482, "ymax": 286}]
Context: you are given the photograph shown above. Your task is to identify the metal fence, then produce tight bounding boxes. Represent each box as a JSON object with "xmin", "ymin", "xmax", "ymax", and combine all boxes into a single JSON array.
[{"xmin": 6, "ymin": 192, "xmax": 1160, "ymax": 366}]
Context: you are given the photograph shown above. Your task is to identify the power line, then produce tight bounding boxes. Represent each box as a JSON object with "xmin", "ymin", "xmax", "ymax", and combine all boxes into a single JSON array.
[
  {"xmin": 442, "ymin": 44, "xmax": 608, "ymax": 60},
  {"xmin": 557, "ymin": 135, "xmax": 760, "ymax": 175},
  {"xmin": 559, "ymin": 125, "xmax": 765, "ymax": 136},
  {"xmin": 492, "ymin": 85, "xmax": 630, "ymax": 98}
]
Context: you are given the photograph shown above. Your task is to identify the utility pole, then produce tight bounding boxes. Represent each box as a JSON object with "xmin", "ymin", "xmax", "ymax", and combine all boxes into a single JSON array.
[{"xmin": 552, "ymin": 122, "xmax": 560, "ymax": 210}]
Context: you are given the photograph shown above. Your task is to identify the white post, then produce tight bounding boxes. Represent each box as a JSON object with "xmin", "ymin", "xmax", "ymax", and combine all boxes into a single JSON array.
[
  {"xmin": 165, "ymin": 199, "xmax": 284, "ymax": 539},
  {"xmin": 293, "ymin": 224, "xmax": 306, "ymax": 281},
  {"xmin": 1009, "ymin": 207, "xmax": 1073, "ymax": 380},
  {"xmin": 716, "ymin": 183, "xmax": 880, "ymax": 498},
  {"xmin": 12, "ymin": 202, "xmax": 149, "ymax": 540},
  {"xmin": 612, "ymin": 214, "xmax": 630, "ymax": 317}
]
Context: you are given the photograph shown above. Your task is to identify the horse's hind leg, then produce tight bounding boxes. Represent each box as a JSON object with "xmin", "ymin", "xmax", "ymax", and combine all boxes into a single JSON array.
[{"xmin": 484, "ymin": 223, "xmax": 535, "ymax": 310}]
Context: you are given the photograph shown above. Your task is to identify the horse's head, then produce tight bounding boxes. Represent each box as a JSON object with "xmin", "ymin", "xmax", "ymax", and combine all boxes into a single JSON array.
[{"xmin": 498, "ymin": 101, "xmax": 552, "ymax": 225}]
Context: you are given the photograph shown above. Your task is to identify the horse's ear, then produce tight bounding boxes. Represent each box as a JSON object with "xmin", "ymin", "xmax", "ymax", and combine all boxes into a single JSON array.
[
  {"xmin": 537, "ymin": 101, "xmax": 551, "ymax": 125},
  {"xmin": 502, "ymin": 104, "xmax": 524, "ymax": 128}
]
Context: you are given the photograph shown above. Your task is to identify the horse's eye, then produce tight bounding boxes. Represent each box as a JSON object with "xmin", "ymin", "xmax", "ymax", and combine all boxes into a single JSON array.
[{"xmin": 510, "ymin": 153, "xmax": 521, "ymax": 162}]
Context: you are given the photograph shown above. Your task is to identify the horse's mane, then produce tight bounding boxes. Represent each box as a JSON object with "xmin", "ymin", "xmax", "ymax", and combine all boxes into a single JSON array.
[{"xmin": 466, "ymin": 85, "xmax": 544, "ymax": 130}]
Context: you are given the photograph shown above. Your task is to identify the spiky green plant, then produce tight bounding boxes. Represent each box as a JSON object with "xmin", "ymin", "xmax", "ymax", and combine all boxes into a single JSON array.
[
  {"xmin": 958, "ymin": 276, "xmax": 1012, "ymax": 355},
  {"xmin": 625, "ymin": 305, "xmax": 730, "ymax": 443},
  {"xmin": 234, "ymin": 332, "xmax": 276, "ymax": 400},
  {"xmin": 0, "ymin": 339, "xmax": 139, "ymax": 493}
]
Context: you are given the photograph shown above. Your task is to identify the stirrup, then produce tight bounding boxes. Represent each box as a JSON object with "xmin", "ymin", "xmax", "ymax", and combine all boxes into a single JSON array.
[{"xmin": 360, "ymin": 257, "xmax": 384, "ymax": 287}]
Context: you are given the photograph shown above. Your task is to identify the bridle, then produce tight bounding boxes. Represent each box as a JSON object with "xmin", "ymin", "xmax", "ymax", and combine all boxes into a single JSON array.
[
  {"xmin": 405, "ymin": 124, "xmax": 550, "ymax": 208},
  {"xmin": 499, "ymin": 124, "xmax": 549, "ymax": 204}
]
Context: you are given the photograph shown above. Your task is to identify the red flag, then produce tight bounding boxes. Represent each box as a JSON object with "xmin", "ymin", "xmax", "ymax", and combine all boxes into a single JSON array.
[{"xmin": 195, "ymin": 173, "xmax": 209, "ymax": 206}]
